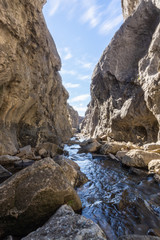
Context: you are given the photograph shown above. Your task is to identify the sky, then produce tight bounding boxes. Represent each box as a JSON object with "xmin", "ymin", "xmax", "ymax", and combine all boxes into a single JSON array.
[{"xmin": 43, "ymin": 0, "xmax": 123, "ymax": 116}]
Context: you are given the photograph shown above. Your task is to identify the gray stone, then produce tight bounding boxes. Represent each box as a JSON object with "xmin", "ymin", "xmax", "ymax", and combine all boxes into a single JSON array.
[
  {"xmin": 0, "ymin": 165, "xmax": 12, "ymax": 183},
  {"xmin": 36, "ymin": 142, "xmax": 63, "ymax": 158},
  {"xmin": 0, "ymin": 155, "xmax": 20, "ymax": 166},
  {"xmin": 22, "ymin": 205, "xmax": 107, "ymax": 240},
  {"xmin": 54, "ymin": 156, "xmax": 88, "ymax": 187},
  {"xmin": 0, "ymin": 158, "xmax": 81, "ymax": 238},
  {"xmin": 78, "ymin": 139, "xmax": 101, "ymax": 153},
  {"xmin": 14, "ymin": 159, "xmax": 35, "ymax": 169},
  {"xmin": 122, "ymin": 150, "xmax": 160, "ymax": 168}
]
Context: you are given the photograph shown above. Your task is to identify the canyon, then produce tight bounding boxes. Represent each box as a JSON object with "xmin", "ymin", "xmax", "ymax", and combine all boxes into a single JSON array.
[{"xmin": 0, "ymin": 0, "xmax": 160, "ymax": 239}]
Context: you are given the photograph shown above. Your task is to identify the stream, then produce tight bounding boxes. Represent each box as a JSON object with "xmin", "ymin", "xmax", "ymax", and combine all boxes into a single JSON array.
[{"xmin": 64, "ymin": 137, "xmax": 160, "ymax": 239}]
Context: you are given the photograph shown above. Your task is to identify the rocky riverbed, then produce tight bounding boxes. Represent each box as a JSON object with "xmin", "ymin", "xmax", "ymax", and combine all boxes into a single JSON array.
[{"xmin": 1, "ymin": 136, "xmax": 160, "ymax": 240}]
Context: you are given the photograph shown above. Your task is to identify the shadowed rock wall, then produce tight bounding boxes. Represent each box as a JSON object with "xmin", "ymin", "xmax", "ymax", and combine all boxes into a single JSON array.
[
  {"xmin": 0, "ymin": 0, "xmax": 72, "ymax": 154},
  {"xmin": 81, "ymin": 0, "xmax": 160, "ymax": 144}
]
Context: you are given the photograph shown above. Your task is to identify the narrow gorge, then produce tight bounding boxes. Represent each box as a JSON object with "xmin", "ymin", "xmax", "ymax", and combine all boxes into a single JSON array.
[{"xmin": 0, "ymin": 0, "xmax": 160, "ymax": 240}]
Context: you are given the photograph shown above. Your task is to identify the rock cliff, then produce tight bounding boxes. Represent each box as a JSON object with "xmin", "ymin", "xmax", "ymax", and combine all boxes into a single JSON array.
[
  {"xmin": 81, "ymin": 0, "xmax": 160, "ymax": 144},
  {"xmin": 67, "ymin": 104, "xmax": 79, "ymax": 129},
  {"xmin": 0, "ymin": 0, "xmax": 72, "ymax": 155}
]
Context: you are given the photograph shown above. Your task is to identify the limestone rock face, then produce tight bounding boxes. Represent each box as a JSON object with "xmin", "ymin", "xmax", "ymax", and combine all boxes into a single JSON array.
[
  {"xmin": 0, "ymin": 158, "xmax": 81, "ymax": 238},
  {"xmin": 22, "ymin": 205, "xmax": 107, "ymax": 240},
  {"xmin": 82, "ymin": 0, "xmax": 160, "ymax": 144},
  {"xmin": 122, "ymin": 0, "xmax": 160, "ymax": 19},
  {"xmin": 68, "ymin": 104, "xmax": 79, "ymax": 129},
  {"xmin": 0, "ymin": 0, "xmax": 72, "ymax": 155}
]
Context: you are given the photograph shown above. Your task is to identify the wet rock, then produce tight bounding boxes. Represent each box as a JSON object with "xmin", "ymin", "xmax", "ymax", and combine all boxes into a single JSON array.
[
  {"xmin": 0, "ymin": 165, "xmax": 12, "ymax": 183},
  {"xmin": 0, "ymin": 0, "xmax": 72, "ymax": 155},
  {"xmin": 119, "ymin": 235, "xmax": 160, "ymax": 240},
  {"xmin": 0, "ymin": 155, "xmax": 20, "ymax": 166},
  {"xmin": 54, "ymin": 156, "xmax": 88, "ymax": 187},
  {"xmin": 129, "ymin": 167, "xmax": 148, "ymax": 176},
  {"xmin": 122, "ymin": 150, "xmax": 160, "ymax": 168},
  {"xmin": 148, "ymin": 228, "xmax": 160, "ymax": 237},
  {"xmin": 154, "ymin": 174, "xmax": 160, "ymax": 183},
  {"xmin": 22, "ymin": 205, "xmax": 107, "ymax": 240},
  {"xmin": 0, "ymin": 158, "xmax": 81, "ymax": 238},
  {"xmin": 148, "ymin": 160, "xmax": 160, "ymax": 175},
  {"xmin": 14, "ymin": 159, "xmax": 35, "ymax": 169},
  {"xmin": 78, "ymin": 139, "xmax": 101, "ymax": 153},
  {"xmin": 116, "ymin": 151, "xmax": 128, "ymax": 160}
]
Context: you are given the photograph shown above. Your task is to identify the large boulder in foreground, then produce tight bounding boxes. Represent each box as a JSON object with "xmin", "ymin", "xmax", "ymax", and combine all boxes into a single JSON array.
[
  {"xmin": 54, "ymin": 156, "xmax": 88, "ymax": 187},
  {"xmin": 0, "ymin": 158, "xmax": 81, "ymax": 238},
  {"xmin": 122, "ymin": 149, "xmax": 160, "ymax": 168},
  {"xmin": 81, "ymin": 0, "xmax": 160, "ymax": 144},
  {"xmin": 22, "ymin": 205, "xmax": 107, "ymax": 240},
  {"xmin": 0, "ymin": 0, "xmax": 72, "ymax": 155}
]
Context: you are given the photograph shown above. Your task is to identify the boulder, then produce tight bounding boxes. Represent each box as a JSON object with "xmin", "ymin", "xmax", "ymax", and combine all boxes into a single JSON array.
[
  {"xmin": 14, "ymin": 159, "xmax": 35, "ymax": 169},
  {"xmin": 0, "ymin": 165, "xmax": 12, "ymax": 183},
  {"xmin": 148, "ymin": 160, "xmax": 160, "ymax": 175},
  {"xmin": 0, "ymin": 155, "xmax": 20, "ymax": 166},
  {"xmin": 122, "ymin": 150, "xmax": 160, "ymax": 168},
  {"xmin": 16, "ymin": 145, "xmax": 35, "ymax": 159},
  {"xmin": 100, "ymin": 142, "xmax": 129, "ymax": 155},
  {"xmin": 0, "ymin": 158, "xmax": 81, "ymax": 238},
  {"xmin": 22, "ymin": 205, "xmax": 107, "ymax": 240},
  {"xmin": 116, "ymin": 151, "xmax": 128, "ymax": 160},
  {"xmin": 36, "ymin": 142, "xmax": 63, "ymax": 158},
  {"xmin": 78, "ymin": 139, "xmax": 101, "ymax": 153},
  {"xmin": 54, "ymin": 156, "xmax": 88, "ymax": 187}
]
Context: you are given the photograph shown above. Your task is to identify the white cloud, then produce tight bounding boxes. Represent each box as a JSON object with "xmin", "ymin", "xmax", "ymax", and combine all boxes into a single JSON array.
[
  {"xmin": 48, "ymin": 1, "xmax": 60, "ymax": 16},
  {"xmin": 73, "ymin": 106, "xmax": 87, "ymax": 116},
  {"xmin": 77, "ymin": 59, "xmax": 94, "ymax": 70},
  {"xmin": 81, "ymin": 5, "xmax": 101, "ymax": 28},
  {"xmin": 99, "ymin": 14, "xmax": 123, "ymax": 35},
  {"xmin": 63, "ymin": 47, "xmax": 72, "ymax": 60},
  {"xmin": 70, "ymin": 94, "xmax": 90, "ymax": 103},
  {"xmin": 61, "ymin": 69, "xmax": 77, "ymax": 76},
  {"xmin": 64, "ymin": 82, "xmax": 80, "ymax": 88},
  {"xmin": 78, "ymin": 75, "xmax": 91, "ymax": 81}
]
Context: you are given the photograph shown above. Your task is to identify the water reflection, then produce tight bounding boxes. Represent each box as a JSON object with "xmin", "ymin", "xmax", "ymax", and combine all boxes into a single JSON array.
[{"xmin": 64, "ymin": 140, "xmax": 160, "ymax": 239}]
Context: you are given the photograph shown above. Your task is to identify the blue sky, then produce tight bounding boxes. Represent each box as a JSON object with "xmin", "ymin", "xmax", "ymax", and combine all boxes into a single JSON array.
[{"xmin": 43, "ymin": 0, "xmax": 123, "ymax": 116}]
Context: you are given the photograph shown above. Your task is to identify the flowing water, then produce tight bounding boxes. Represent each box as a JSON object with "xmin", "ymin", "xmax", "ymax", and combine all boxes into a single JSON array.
[{"xmin": 64, "ymin": 137, "xmax": 160, "ymax": 240}]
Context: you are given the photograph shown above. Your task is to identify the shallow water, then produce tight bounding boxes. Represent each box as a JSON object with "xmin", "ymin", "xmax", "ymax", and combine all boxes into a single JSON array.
[{"xmin": 64, "ymin": 138, "xmax": 160, "ymax": 239}]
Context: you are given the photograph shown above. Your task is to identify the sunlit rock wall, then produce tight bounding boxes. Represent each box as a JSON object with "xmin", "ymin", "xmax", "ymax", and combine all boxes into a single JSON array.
[{"xmin": 0, "ymin": 0, "xmax": 72, "ymax": 154}]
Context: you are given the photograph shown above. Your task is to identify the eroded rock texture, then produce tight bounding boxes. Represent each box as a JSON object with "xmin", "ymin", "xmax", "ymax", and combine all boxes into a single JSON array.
[
  {"xmin": 68, "ymin": 104, "xmax": 79, "ymax": 129},
  {"xmin": 82, "ymin": 0, "xmax": 160, "ymax": 144},
  {"xmin": 0, "ymin": 0, "xmax": 72, "ymax": 155}
]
